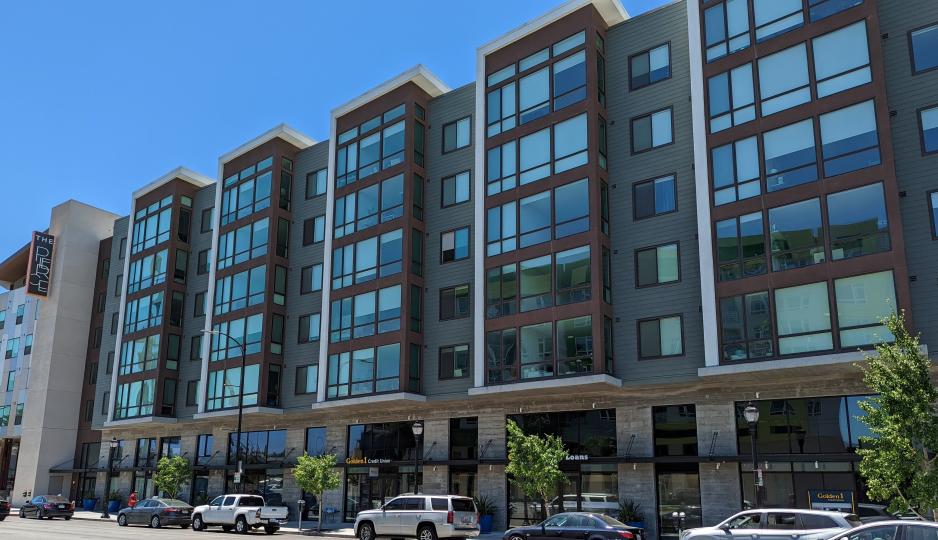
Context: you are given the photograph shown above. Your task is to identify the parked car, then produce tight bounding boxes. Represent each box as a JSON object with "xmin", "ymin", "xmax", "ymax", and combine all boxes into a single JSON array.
[
  {"xmin": 503, "ymin": 512, "xmax": 644, "ymax": 540},
  {"xmin": 191, "ymin": 494, "xmax": 288, "ymax": 534},
  {"xmin": 116, "ymin": 497, "xmax": 193, "ymax": 528},
  {"xmin": 355, "ymin": 494, "xmax": 480, "ymax": 540},
  {"xmin": 18, "ymin": 495, "xmax": 74, "ymax": 520},
  {"xmin": 825, "ymin": 520, "xmax": 938, "ymax": 540},
  {"xmin": 855, "ymin": 504, "xmax": 922, "ymax": 524},
  {"xmin": 0, "ymin": 497, "xmax": 10, "ymax": 521},
  {"xmin": 680, "ymin": 509, "xmax": 861, "ymax": 540}
]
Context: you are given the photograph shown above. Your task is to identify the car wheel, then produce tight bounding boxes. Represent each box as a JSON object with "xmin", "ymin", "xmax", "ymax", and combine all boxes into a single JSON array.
[
  {"xmin": 418, "ymin": 524, "xmax": 438, "ymax": 540},
  {"xmin": 151, "ymin": 515, "xmax": 162, "ymax": 528},
  {"xmin": 358, "ymin": 521, "xmax": 375, "ymax": 540},
  {"xmin": 192, "ymin": 514, "xmax": 205, "ymax": 531},
  {"xmin": 36, "ymin": 509, "xmax": 44, "ymax": 520},
  {"xmin": 264, "ymin": 525, "xmax": 278, "ymax": 535},
  {"xmin": 18, "ymin": 509, "xmax": 25, "ymax": 518},
  {"xmin": 118, "ymin": 513, "xmax": 128, "ymax": 526},
  {"xmin": 235, "ymin": 516, "xmax": 249, "ymax": 534},
  {"xmin": 510, "ymin": 535, "xmax": 525, "ymax": 540}
]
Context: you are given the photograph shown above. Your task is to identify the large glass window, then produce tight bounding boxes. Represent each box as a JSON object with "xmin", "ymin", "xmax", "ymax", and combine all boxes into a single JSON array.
[
  {"xmin": 119, "ymin": 334, "xmax": 160, "ymax": 375},
  {"xmin": 716, "ymin": 212, "xmax": 766, "ymax": 281},
  {"xmin": 520, "ymin": 128, "xmax": 551, "ymax": 184},
  {"xmin": 487, "ymin": 82, "xmax": 516, "ymax": 137},
  {"xmin": 635, "ymin": 175, "xmax": 676, "ymax": 218},
  {"xmin": 123, "ymin": 291, "xmax": 164, "ymax": 333},
  {"xmin": 556, "ymin": 246, "xmax": 590, "ymax": 306},
  {"xmin": 486, "ymin": 264, "xmax": 517, "ymax": 319},
  {"xmin": 809, "ymin": 0, "xmax": 863, "ymax": 22},
  {"xmin": 631, "ymin": 43, "xmax": 670, "ymax": 90},
  {"xmin": 753, "ymin": 0, "xmax": 803, "ymax": 42},
  {"xmin": 131, "ymin": 196, "xmax": 173, "ymax": 254},
  {"xmin": 207, "ymin": 364, "xmax": 260, "ymax": 410},
  {"xmin": 220, "ymin": 170, "xmax": 271, "ymax": 225},
  {"xmin": 114, "ymin": 379, "xmax": 155, "ymax": 419},
  {"xmin": 519, "ymin": 68, "xmax": 550, "ymax": 124},
  {"xmin": 556, "ymin": 316, "xmax": 593, "ymax": 375},
  {"xmin": 486, "ymin": 328, "xmax": 517, "ymax": 384},
  {"xmin": 487, "ymin": 201, "xmax": 517, "ymax": 256},
  {"xmin": 487, "ymin": 141, "xmax": 517, "ymax": 195},
  {"xmin": 653, "ymin": 405, "xmax": 698, "ymax": 457},
  {"xmin": 553, "ymin": 51, "xmax": 586, "ymax": 111},
  {"xmin": 636, "ymin": 243, "xmax": 679, "ymax": 287},
  {"xmin": 721, "ymin": 291, "xmax": 774, "ymax": 361},
  {"xmin": 827, "ymin": 183, "xmax": 889, "ymax": 260},
  {"xmin": 217, "ymin": 217, "xmax": 269, "ymax": 270},
  {"xmin": 705, "ymin": 0, "xmax": 751, "ymax": 62},
  {"xmin": 835, "ymin": 270, "xmax": 896, "ymax": 347},
  {"xmin": 520, "ymin": 192, "xmax": 551, "ymax": 248},
  {"xmin": 764, "ymin": 119, "xmax": 818, "ymax": 192},
  {"xmin": 775, "ymin": 282, "xmax": 833, "ymax": 354},
  {"xmin": 820, "ymin": 100, "xmax": 881, "ymax": 177},
  {"xmin": 554, "ymin": 114, "xmax": 588, "ymax": 174},
  {"xmin": 639, "ymin": 316, "xmax": 683, "ymax": 358},
  {"xmin": 813, "ymin": 21, "xmax": 871, "ymax": 98},
  {"xmin": 209, "ymin": 313, "xmax": 263, "ymax": 360},
  {"xmin": 327, "ymin": 343, "xmax": 400, "ymax": 398},
  {"xmin": 709, "ymin": 63, "xmax": 755, "ymax": 132},
  {"xmin": 713, "ymin": 137, "xmax": 760, "ymax": 204},
  {"xmin": 770, "ymin": 198, "xmax": 824, "ymax": 271},
  {"xmin": 214, "ymin": 265, "xmax": 265, "ymax": 315},
  {"xmin": 520, "ymin": 322, "xmax": 553, "ymax": 379},
  {"xmin": 127, "ymin": 249, "xmax": 168, "ymax": 294},
  {"xmin": 920, "ymin": 105, "xmax": 938, "ymax": 155},
  {"xmin": 520, "ymin": 256, "xmax": 552, "ymax": 312},
  {"xmin": 910, "ymin": 23, "xmax": 938, "ymax": 74},
  {"xmin": 759, "ymin": 44, "xmax": 810, "ymax": 116},
  {"xmin": 632, "ymin": 109, "xmax": 672, "ymax": 152},
  {"xmin": 555, "ymin": 178, "xmax": 589, "ymax": 238}
]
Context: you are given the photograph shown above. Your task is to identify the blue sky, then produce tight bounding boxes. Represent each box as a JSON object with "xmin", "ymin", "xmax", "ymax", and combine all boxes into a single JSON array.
[{"xmin": 0, "ymin": 0, "xmax": 670, "ymax": 259}]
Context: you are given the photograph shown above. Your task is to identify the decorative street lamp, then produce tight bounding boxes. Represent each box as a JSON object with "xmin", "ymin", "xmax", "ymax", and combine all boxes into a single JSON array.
[
  {"xmin": 202, "ymin": 329, "xmax": 246, "ymax": 492},
  {"xmin": 743, "ymin": 402, "xmax": 762, "ymax": 508},
  {"xmin": 101, "ymin": 437, "xmax": 119, "ymax": 519},
  {"xmin": 411, "ymin": 421, "xmax": 424, "ymax": 494}
]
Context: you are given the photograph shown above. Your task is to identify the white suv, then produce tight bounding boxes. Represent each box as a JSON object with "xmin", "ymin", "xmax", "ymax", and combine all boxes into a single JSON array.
[{"xmin": 355, "ymin": 495, "xmax": 480, "ymax": 540}]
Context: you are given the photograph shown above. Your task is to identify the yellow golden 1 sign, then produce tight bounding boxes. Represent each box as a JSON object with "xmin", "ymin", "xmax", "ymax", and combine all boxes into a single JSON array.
[{"xmin": 26, "ymin": 231, "xmax": 55, "ymax": 298}]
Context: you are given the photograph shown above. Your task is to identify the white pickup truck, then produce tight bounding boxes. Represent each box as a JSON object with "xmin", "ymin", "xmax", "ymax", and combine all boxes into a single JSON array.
[{"xmin": 191, "ymin": 494, "xmax": 288, "ymax": 534}]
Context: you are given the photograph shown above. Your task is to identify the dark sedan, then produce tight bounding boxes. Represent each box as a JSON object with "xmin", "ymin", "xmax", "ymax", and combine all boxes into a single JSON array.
[
  {"xmin": 826, "ymin": 520, "xmax": 938, "ymax": 540},
  {"xmin": 117, "ymin": 497, "xmax": 193, "ymax": 528},
  {"xmin": 504, "ymin": 512, "xmax": 644, "ymax": 540},
  {"xmin": 18, "ymin": 495, "xmax": 74, "ymax": 520},
  {"xmin": 0, "ymin": 497, "xmax": 10, "ymax": 520}
]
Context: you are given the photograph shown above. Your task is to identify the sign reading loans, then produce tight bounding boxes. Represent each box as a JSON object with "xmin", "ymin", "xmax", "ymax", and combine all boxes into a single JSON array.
[{"xmin": 26, "ymin": 231, "xmax": 55, "ymax": 297}]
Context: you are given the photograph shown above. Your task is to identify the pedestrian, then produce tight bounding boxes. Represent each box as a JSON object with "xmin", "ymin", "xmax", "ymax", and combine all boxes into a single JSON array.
[{"xmin": 128, "ymin": 491, "xmax": 138, "ymax": 508}]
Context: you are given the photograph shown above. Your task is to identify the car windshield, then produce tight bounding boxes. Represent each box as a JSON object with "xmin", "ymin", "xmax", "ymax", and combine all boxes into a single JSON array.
[
  {"xmin": 596, "ymin": 514, "xmax": 628, "ymax": 527},
  {"xmin": 452, "ymin": 498, "xmax": 475, "ymax": 512}
]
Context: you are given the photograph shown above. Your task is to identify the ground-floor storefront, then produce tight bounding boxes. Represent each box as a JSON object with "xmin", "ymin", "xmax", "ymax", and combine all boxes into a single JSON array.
[
  {"xmin": 87, "ymin": 370, "xmax": 884, "ymax": 539},
  {"xmin": 0, "ymin": 438, "xmax": 19, "ymax": 498}
]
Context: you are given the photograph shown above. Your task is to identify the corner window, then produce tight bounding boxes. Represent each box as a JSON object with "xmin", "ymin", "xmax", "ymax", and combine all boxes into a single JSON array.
[
  {"xmin": 552, "ymin": 50, "xmax": 586, "ymax": 111},
  {"xmin": 919, "ymin": 105, "xmax": 938, "ymax": 155},
  {"xmin": 716, "ymin": 212, "xmax": 766, "ymax": 281},
  {"xmin": 819, "ymin": 100, "xmax": 881, "ymax": 177},
  {"xmin": 487, "ymin": 140, "xmax": 517, "ymax": 195},
  {"xmin": 442, "ymin": 171, "xmax": 471, "ymax": 207},
  {"xmin": 910, "ymin": 23, "xmax": 938, "ymax": 74},
  {"xmin": 520, "ymin": 128, "xmax": 551, "ymax": 184},
  {"xmin": 708, "ymin": 64, "xmax": 755, "ymax": 132},
  {"xmin": 835, "ymin": 271, "xmax": 896, "ymax": 347},
  {"xmin": 639, "ymin": 316, "xmax": 683, "ymax": 358},
  {"xmin": 553, "ymin": 113, "xmax": 589, "ymax": 174},
  {"xmin": 758, "ymin": 44, "xmax": 809, "ymax": 116},
  {"xmin": 519, "ymin": 192, "xmax": 551, "ymax": 248},
  {"xmin": 632, "ymin": 108, "xmax": 673, "ymax": 153},
  {"xmin": 764, "ymin": 119, "xmax": 818, "ymax": 192},
  {"xmin": 636, "ymin": 243, "xmax": 680, "ymax": 287},
  {"xmin": 720, "ymin": 292, "xmax": 774, "ymax": 361},
  {"xmin": 635, "ymin": 175, "xmax": 676, "ymax": 219},
  {"xmin": 519, "ymin": 68, "xmax": 550, "ymax": 124},
  {"xmin": 769, "ymin": 198, "xmax": 825, "ymax": 271},
  {"xmin": 520, "ymin": 256, "xmax": 552, "ymax": 312},
  {"xmin": 775, "ymin": 282, "xmax": 832, "ymax": 354},
  {"xmin": 712, "ymin": 137, "xmax": 759, "ymax": 205},
  {"xmin": 520, "ymin": 322, "xmax": 553, "ymax": 379},
  {"xmin": 441, "ymin": 227, "xmax": 470, "ymax": 263},
  {"xmin": 813, "ymin": 21, "xmax": 871, "ymax": 98},
  {"xmin": 555, "ymin": 178, "xmax": 589, "ymax": 238},
  {"xmin": 827, "ymin": 183, "xmax": 889, "ymax": 260},
  {"xmin": 556, "ymin": 246, "xmax": 591, "ymax": 306},
  {"xmin": 631, "ymin": 43, "xmax": 670, "ymax": 90},
  {"xmin": 486, "ymin": 82, "xmax": 516, "ymax": 137},
  {"xmin": 704, "ymin": 0, "xmax": 751, "ymax": 62},
  {"xmin": 443, "ymin": 117, "xmax": 471, "ymax": 153},
  {"xmin": 753, "ymin": 0, "xmax": 804, "ymax": 42}
]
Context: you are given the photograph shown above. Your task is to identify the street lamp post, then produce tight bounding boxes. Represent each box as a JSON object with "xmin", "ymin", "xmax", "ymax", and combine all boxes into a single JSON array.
[
  {"xmin": 411, "ymin": 421, "xmax": 423, "ymax": 494},
  {"xmin": 101, "ymin": 437, "xmax": 119, "ymax": 519},
  {"xmin": 743, "ymin": 402, "xmax": 762, "ymax": 508},
  {"xmin": 202, "ymin": 329, "xmax": 246, "ymax": 492}
]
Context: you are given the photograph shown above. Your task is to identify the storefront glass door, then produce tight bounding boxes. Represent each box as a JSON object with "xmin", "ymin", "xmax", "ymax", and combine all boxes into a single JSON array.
[
  {"xmin": 345, "ymin": 466, "xmax": 421, "ymax": 521},
  {"xmin": 656, "ymin": 463, "xmax": 702, "ymax": 540}
]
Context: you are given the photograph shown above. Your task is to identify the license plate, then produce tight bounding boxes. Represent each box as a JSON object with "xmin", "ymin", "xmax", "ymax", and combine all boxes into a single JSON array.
[
  {"xmin": 462, "ymin": 517, "xmax": 472, "ymax": 524},
  {"xmin": 182, "ymin": 511, "xmax": 190, "ymax": 515},
  {"xmin": 57, "ymin": 505, "xmax": 65, "ymax": 509}
]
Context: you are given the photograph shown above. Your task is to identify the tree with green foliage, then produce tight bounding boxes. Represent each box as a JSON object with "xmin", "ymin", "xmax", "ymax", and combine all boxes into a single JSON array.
[
  {"xmin": 152, "ymin": 455, "xmax": 192, "ymax": 500},
  {"xmin": 857, "ymin": 311, "xmax": 938, "ymax": 520},
  {"xmin": 293, "ymin": 453, "xmax": 342, "ymax": 532},
  {"xmin": 505, "ymin": 419, "xmax": 568, "ymax": 523}
]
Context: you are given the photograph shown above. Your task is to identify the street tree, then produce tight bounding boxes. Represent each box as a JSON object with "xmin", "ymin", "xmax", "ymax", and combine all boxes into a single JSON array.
[
  {"xmin": 152, "ymin": 455, "xmax": 192, "ymax": 500},
  {"xmin": 293, "ymin": 452, "xmax": 342, "ymax": 532},
  {"xmin": 505, "ymin": 419, "xmax": 568, "ymax": 523}
]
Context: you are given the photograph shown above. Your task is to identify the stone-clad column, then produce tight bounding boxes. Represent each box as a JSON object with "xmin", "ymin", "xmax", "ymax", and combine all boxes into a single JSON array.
[
  {"xmin": 421, "ymin": 419, "xmax": 449, "ymax": 494},
  {"xmin": 696, "ymin": 402, "xmax": 741, "ymax": 526},
  {"xmin": 617, "ymin": 406, "xmax": 656, "ymax": 539},
  {"xmin": 478, "ymin": 464, "xmax": 507, "ymax": 530}
]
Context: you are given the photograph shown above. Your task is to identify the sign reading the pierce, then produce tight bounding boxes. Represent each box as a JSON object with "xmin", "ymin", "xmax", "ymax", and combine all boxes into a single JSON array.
[{"xmin": 26, "ymin": 231, "xmax": 55, "ymax": 297}]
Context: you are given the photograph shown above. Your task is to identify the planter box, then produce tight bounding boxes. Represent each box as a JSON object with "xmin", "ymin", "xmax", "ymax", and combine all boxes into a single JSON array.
[
  {"xmin": 480, "ymin": 514, "xmax": 494, "ymax": 534},
  {"xmin": 82, "ymin": 498, "xmax": 97, "ymax": 511},
  {"xmin": 108, "ymin": 500, "xmax": 121, "ymax": 513}
]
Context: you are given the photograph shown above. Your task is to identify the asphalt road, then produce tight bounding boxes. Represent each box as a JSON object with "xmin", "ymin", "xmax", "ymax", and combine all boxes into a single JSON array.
[{"xmin": 0, "ymin": 515, "xmax": 298, "ymax": 538}]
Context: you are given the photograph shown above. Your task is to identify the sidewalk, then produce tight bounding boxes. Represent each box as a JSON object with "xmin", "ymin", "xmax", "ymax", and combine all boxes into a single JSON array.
[{"xmin": 57, "ymin": 509, "xmax": 506, "ymax": 538}]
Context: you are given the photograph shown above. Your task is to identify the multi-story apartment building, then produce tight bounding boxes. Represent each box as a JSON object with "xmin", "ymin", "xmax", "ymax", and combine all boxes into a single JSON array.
[{"xmin": 1, "ymin": 0, "xmax": 936, "ymax": 538}]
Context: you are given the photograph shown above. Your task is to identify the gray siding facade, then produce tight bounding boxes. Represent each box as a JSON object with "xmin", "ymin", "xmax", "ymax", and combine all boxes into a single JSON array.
[{"xmin": 92, "ymin": 217, "xmax": 127, "ymax": 428}]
